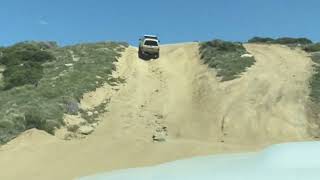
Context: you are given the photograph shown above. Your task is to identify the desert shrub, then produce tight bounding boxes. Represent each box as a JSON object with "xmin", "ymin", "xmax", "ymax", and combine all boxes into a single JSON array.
[
  {"xmin": 0, "ymin": 128, "xmax": 22, "ymax": 144},
  {"xmin": 0, "ymin": 42, "xmax": 54, "ymax": 65},
  {"xmin": 0, "ymin": 120, "xmax": 15, "ymax": 129},
  {"xmin": 0, "ymin": 41, "xmax": 127, "ymax": 144},
  {"xmin": 3, "ymin": 62, "xmax": 43, "ymax": 89},
  {"xmin": 67, "ymin": 124, "xmax": 80, "ymax": 132},
  {"xmin": 304, "ymin": 43, "xmax": 320, "ymax": 52},
  {"xmin": 24, "ymin": 106, "xmax": 60, "ymax": 134},
  {"xmin": 248, "ymin": 37, "xmax": 312, "ymax": 45},
  {"xmin": 310, "ymin": 54, "xmax": 320, "ymax": 102},
  {"xmin": 24, "ymin": 108, "xmax": 46, "ymax": 130},
  {"xmin": 200, "ymin": 40, "xmax": 243, "ymax": 52},
  {"xmin": 0, "ymin": 42, "xmax": 55, "ymax": 89},
  {"xmin": 308, "ymin": 53, "xmax": 320, "ymax": 136},
  {"xmin": 248, "ymin": 37, "xmax": 275, "ymax": 43},
  {"xmin": 199, "ymin": 39, "xmax": 256, "ymax": 81},
  {"xmin": 275, "ymin": 37, "xmax": 312, "ymax": 45}
]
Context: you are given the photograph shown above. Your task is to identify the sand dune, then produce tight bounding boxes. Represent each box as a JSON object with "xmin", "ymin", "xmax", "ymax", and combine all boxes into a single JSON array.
[{"xmin": 0, "ymin": 43, "xmax": 315, "ymax": 180}]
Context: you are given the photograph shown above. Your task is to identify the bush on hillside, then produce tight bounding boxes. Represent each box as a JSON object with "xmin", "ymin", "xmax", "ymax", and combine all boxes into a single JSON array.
[
  {"xmin": 248, "ymin": 37, "xmax": 313, "ymax": 45},
  {"xmin": 199, "ymin": 39, "xmax": 256, "ymax": 81},
  {"xmin": 248, "ymin": 37, "xmax": 275, "ymax": 43},
  {"xmin": 200, "ymin": 40, "xmax": 244, "ymax": 52},
  {"xmin": 274, "ymin": 37, "xmax": 312, "ymax": 45},
  {"xmin": 0, "ymin": 43, "xmax": 54, "ymax": 65},
  {"xmin": 304, "ymin": 43, "xmax": 320, "ymax": 52},
  {"xmin": 0, "ymin": 43, "xmax": 55, "ymax": 89},
  {"xmin": 0, "ymin": 41, "xmax": 127, "ymax": 144},
  {"xmin": 308, "ymin": 53, "xmax": 320, "ymax": 137},
  {"xmin": 24, "ymin": 107, "xmax": 58, "ymax": 134},
  {"xmin": 24, "ymin": 108, "xmax": 46, "ymax": 130},
  {"xmin": 3, "ymin": 62, "xmax": 43, "ymax": 89}
]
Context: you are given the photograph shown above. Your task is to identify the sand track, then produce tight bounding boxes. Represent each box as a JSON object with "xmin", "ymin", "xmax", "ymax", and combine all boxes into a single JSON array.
[{"xmin": 0, "ymin": 43, "xmax": 315, "ymax": 180}]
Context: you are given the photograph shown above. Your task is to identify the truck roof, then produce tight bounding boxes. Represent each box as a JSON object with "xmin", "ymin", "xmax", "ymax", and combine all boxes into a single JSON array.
[{"xmin": 143, "ymin": 35, "xmax": 158, "ymax": 40}]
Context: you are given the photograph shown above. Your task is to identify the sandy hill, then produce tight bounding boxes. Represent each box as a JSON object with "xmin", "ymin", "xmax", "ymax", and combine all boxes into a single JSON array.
[{"xmin": 0, "ymin": 43, "xmax": 316, "ymax": 180}]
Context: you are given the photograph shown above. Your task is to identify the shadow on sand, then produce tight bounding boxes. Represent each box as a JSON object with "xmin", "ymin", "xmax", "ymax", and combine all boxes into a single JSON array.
[{"xmin": 138, "ymin": 53, "xmax": 159, "ymax": 61}]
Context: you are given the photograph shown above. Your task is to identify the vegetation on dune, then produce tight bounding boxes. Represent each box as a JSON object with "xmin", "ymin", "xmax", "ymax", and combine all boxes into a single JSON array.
[
  {"xmin": 248, "ymin": 36, "xmax": 313, "ymax": 45},
  {"xmin": 294, "ymin": 40, "xmax": 320, "ymax": 105},
  {"xmin": 0, "ymin": 41, "xmax": 128, "ymax": 144},
  {"xmin": 274, "ymin": 37, "xmax": 313, "ymax": 45},
  {"xmin": 304, "ymin": 43, "xmax": 320, "ymax": 53},
  {"xmin": 299, "ymin": 41, "xmax": 320, "ymax": 137},
  {"xmin": 247, "ymin": 37, "xmax": 276, "ymax": 43},
  {"xmin": 308, "ymin": 52, "xmax": 320, "ymax": 137},
  {"xmin": 0, "ymin": 42, "xmax": 56, "ymax": 90},
  {"xmin": 199, "ymin": 40, "xmax": 256, "ymax": 81},
  {"xmin": 309, "ymin": 53, "xmax": 320, "ymax": 102}
]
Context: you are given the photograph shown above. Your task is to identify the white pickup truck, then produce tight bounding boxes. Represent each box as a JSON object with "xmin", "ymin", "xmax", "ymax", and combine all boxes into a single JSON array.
[{"xmin": 138, "ymin": 35, "xmax": 160, "ymax": 59}]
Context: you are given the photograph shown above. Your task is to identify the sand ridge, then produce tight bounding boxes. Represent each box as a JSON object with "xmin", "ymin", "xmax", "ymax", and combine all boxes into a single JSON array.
[{"xmin": 0, "ymin": 43, "xmax": 315, "ymax": 180}]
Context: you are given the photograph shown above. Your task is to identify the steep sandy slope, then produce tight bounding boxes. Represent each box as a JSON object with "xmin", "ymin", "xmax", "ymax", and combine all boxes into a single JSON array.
[
  {"xmin": 0, "ymin": 43, "xmax": 315, "ymax": 180},
  {"xmin": 95, "ymin": 43, "xmax": 313, "ymax": 143}
]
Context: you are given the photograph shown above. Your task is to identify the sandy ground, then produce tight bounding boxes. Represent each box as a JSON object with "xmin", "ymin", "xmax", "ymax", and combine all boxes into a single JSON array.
[{"xmin": 0, "ymin": 43, "xmax": 316, "ymax": 180}]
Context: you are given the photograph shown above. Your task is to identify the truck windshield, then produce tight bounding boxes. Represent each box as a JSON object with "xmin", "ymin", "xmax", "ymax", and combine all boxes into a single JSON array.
[{"xmin": 145, "ymin": 40, "xmax": 158, "ymax": 46}]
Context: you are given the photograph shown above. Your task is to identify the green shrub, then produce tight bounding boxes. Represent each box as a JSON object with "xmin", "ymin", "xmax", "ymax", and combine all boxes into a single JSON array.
[
  {"xmin": 0, "ymin": 120, "xmax": 15, "ymax": 129},
  {"xmin": 304, "ymin": 43, "xmax": 320, "ymax": 52},
  {"xmin": 67, "ymin": 124, "xmax": 80, "ymax": 133},
  {"xmin": 275, "ymin": 37, "xmax": 312, "ymax": 45},
  {"xmin": 0, "ymin": 42, "xmax": 55, "ymax": 89},
  {"xmin": 24, "ymin": 108, "xmax": 46, "ymax": 130},
  {"xmin": 199, "ymin": 39, "xmax": 256, "ymax": 81},
  {"xmin": 0, "ymin": 41, "xmax": 127, "ymax": 144},
  {"xmin": 3, "ymin": 62, "xmax": 43, "ymax": 89},
  {"xmin": 248, "ymin": 37, "xmax": 313, "ymax": 45},
  {"xmin": 248, "ymin": 37, "xmax": 275, "ymax": 43},
  {"xmin": 200, "ymin": 40, "xmax": 243, "ymax": 52},
  {"xmin": 308, "ymin": 54, "xmax": 320, "ymax": 136},
  {"xmin": 310, "ymin": 54, "xmax": 320, "ymax": 101},
  {"xmin": 0, "ymin": 43, "xmax": 54, "ymax": 65}
]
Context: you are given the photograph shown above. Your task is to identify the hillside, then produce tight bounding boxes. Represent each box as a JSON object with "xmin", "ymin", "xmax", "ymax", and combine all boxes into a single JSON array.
[
  {"xmin": 0, "ymin": 42, "xmax": 318, "ymax": 180},
  {"xmin": 0, "ymin": 41, "xmax": 127, "ymax": 144}
]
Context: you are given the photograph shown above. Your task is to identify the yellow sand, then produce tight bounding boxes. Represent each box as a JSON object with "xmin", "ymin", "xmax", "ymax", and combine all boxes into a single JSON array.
[{"xmin": 0, "ymin": 43, "xmax": 315, "ymax": 180}]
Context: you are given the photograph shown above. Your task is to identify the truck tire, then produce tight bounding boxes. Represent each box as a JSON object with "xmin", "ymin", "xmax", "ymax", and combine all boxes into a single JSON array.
[
  {"xmin": 138, "ymin": 48, "xmax": 143, "ymax": 58},
  {"xmin": 154, "ymin": 53, "xmax": 159, "ymax": 59}
]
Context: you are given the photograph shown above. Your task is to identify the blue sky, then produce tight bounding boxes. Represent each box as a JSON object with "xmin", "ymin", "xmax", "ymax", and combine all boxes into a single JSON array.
[{"xmin": 0, "ymin": 0, "xmax": 319, "ymax": 46}]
